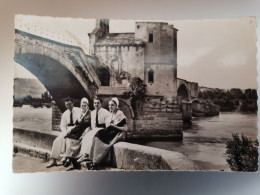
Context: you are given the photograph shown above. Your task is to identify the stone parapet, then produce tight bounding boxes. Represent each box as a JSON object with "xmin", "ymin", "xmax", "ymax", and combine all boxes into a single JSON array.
[
  {"xmin": 112, "ymin": 142, "xmax": 199, "ymax": 170},
  {"xmin": 13, "ymin": 128, "xmax": 198, "ymax": 170},
  {"xmin": 13, "ymin": 128, "xmax": 59, "ymax": 151}
]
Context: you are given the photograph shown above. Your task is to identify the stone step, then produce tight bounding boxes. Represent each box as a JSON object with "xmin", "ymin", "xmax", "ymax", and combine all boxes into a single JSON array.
[{"xmin": 14, "ymin": 142, "xmax": 51, "ymax": 160}]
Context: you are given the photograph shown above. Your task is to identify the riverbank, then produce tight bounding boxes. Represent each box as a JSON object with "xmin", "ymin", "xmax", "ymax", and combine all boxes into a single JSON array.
[{"xmin": 136, "ymin": 112, "xmax": 258, "ymax": 171}]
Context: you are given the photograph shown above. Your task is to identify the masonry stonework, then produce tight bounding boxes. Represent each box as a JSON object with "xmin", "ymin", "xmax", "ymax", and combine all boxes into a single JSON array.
[
  {"xmin": 51, "ymin": 101, "xmax": 62, "ymax": 131},
  {"xmin": 131, "ymin": 97, "xmax": 183, "ymax": 139}
]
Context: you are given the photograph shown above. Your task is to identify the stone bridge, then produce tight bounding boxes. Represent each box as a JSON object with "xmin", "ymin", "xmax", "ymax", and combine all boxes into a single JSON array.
[
  {"xmin": 14, "ymin": 29, "xmax": 100, "ymax": 112},
  {"xmin": 177, "ymin": 78, "xmax": 198, "ymax": 102},
  {"xmin": 14, "ymin": 29, "xmax": 201, "ymax": 138}
]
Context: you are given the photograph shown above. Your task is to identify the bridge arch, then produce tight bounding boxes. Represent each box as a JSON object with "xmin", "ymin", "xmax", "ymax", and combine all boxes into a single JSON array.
[
  {"xmin": 15, "ymin": 53, "xmax": 92, "ymax": 112},
  {"xmin": 177, "ymin": 84, "xmax": 190, "ymax": 101},
  {"xmin": 14, "ymin": 29, "xmax": 100, "ymax": 112}
]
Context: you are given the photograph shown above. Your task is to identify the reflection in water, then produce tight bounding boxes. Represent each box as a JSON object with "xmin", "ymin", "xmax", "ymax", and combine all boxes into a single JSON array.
[{"xmin": 137, "ymin": 112, "xmax": 258, "ymax": 171}]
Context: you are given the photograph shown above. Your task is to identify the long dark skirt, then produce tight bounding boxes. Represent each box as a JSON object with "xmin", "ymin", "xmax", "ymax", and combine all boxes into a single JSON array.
[{"xmin": 89, "ymin": 127, "xmax": 124, "ymax": 164}]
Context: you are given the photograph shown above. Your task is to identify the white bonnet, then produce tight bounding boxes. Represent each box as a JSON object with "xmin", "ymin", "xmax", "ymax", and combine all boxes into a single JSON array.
[
  {"xmin": 111, "ymin": 97, "xmax": 119, "ymax": 108},
  {"xmin": 80, "ymin": 97, "xmax": 89, "ymax": 106}
]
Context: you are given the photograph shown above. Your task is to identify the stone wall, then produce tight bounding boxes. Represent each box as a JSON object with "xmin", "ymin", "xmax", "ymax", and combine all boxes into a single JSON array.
[
  {"xmin": 130, "ymin": 97, "xmax": 183, "ymax": 140},
  {"xmin": 188, "ymin": 82, "xmax": 199, "ymax": 99},
  {"xmin": 145, "ymin": 64, "xmax": 177, "ymax": 97},
  {"xmin": 192, "ymin": 101, "xmax": 219, "ymax": 117},
  {"xmin": 52, "ymin": 102, "xmax": 62, "ymax": 131},
  {"xmin": 182, "ymin": 102, "xmax": 192, "ymax": 122},
  {"xmin": 94, "ymin": 45, "xmax": 145, "ymax": 86}
]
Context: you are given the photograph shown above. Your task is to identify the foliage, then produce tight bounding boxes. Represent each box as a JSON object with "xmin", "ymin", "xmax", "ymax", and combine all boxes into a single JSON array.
[
  {"xmin": 225, "ymin": 133, "xmax": 258, "ymax": 172},
  {"xmin": 129, "ymin": 77, "xmax": 147, "ymax": 100},
  {"xmin": 123, "ymin": 77, "xmax": 146, "ymax": 112},
  {"xmin": 13, "ymin": 102, "xmax": 23, "ymax": 107},
  {"xmin": 45, "ymin": 103, "xmax": 52, "ymax": 108},
  {"xmin": 41, "ymin": 91, "xmax": 52, "ymax": 102},
  {"xmin": 31, "ymin": 102, "xmax": 43, "ymax": 108},
  {"xmin": 198, "ymin": 88, "xmax": 257, "ymax": 112},
  {"xmin": 13, "ymin": 90, "xmax": 53, "ymax": 108}
]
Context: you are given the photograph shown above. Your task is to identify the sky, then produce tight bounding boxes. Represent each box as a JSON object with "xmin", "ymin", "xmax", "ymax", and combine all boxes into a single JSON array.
[{"xmin": 14, "ymin": 15, "xmax": 257, "ymax": 89}]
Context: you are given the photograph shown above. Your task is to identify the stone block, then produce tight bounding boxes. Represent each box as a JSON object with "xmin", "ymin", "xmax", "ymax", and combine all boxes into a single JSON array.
[
  {"xmin": 14, "ymin": 142, "xmax": 51, "ymax": 160},
  {"xmin": 160, "ymin": 101, "xmax": 167, "ymax": 105},
  {"xmin": 112, "ymin": 142, "xmax": 197, "ymax": 170},
  {"xmin": 136, "ymin": 124, "xmax": 143, "ymax": 129},
  {"xmin": 13, "ymin": 128, "xmax": 59, "ymax": 151},
  {"xmin": 143, "ymin": 117, "xmax": 154, "ymax": 120},
  {"xmin": 143, "ymin": 107, "xmax": 152, "ymax": 112}
]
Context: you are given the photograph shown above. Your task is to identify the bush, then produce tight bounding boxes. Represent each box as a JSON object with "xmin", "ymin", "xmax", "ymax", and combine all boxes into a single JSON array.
[
  {"xmin": 225, "ymin": 133, "xmax": 258, "ymax": 172},
  {"xmin": 123, "ymin": 77, "xmax": 146, "ymax": 114},
  {"xmin": 31, "ymin": 102, "xmax": 43, "ymax": 108},
  {"xmin": 45, "ymin": 103, "xmax": 52, "ymax": 108}
]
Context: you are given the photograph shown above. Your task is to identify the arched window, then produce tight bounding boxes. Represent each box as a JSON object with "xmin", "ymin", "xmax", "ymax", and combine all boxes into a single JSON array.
[
  {"xmin": 97, "ymin": 67, "xmax": 110, "ymax": 86},
  {"xmin": 148, "ymin": 69, "xmax": 154, "ymax": 83}
]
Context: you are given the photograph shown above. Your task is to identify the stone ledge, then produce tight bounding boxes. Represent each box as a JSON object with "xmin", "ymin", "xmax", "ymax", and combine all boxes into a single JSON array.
[
  {"xmin": 13, "ymin": 128, "xmax": 197, "ymax": 170},
  {"xmin": 14, "ymin": 142, "xmax": 51, "ymax": 160},
  {"xmin": 14, "ymin": 142, "xmax": 198, "ymax": 170},
  {"xmin": 13, "ymin": 128, "xmax": 59, "ymax": 151},
  {"xmin": 112, "ymin": 142, "xmax": 199, "ymax": 170}
]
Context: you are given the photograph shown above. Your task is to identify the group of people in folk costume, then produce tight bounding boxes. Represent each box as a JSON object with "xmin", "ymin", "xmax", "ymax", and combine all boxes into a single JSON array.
[{"xmin": 46, "ymin": 96, "xmax": 127, "ymax": 170}]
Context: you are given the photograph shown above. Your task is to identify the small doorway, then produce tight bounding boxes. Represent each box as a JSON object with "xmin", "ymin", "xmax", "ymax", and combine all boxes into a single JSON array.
[{"xmin": 97, "ymin": 67, "xmax": 110, "ymax": 86}]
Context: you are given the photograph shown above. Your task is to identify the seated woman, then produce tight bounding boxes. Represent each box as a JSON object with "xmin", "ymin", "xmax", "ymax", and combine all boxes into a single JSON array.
[
  {"xmin": 77, "ymin": 97, "xmax": 111, "ymax": 163},
  {"xmin": 87, "ymin": 97, "xmax": 127, "ymax": 170},
  {"xmin": 63, "ymin": 97, "xmax": 91, "ymax": 169}
]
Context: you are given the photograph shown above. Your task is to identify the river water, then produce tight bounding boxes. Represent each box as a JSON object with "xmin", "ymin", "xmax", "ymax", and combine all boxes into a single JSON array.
[{"xmin": 138, "ymin": 112, "xmax": 258, "ymax": 171}]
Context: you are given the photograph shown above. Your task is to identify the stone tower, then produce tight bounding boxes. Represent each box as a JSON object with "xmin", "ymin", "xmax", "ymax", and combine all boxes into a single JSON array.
[
  {"xmin": 88, "ymin": 19, "xmax": 110, "ymax": 55},
  {"xmin": 135, "ymin": 22, "xmax": 178, "ymax": 97}
]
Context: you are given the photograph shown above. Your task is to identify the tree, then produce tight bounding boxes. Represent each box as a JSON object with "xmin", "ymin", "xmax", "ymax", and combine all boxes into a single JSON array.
[
  {"xmin": 129, "ymin": 77, "xmax": 146, "ymax": 100},
  {"xmin": 123, "ymin": 77, "xmax": 146, "ymax": 113},
  {"xmin": 41, "ymin": 91, "xmax": 52, "ymax": 102},
  {"xmin": 23, "ymin": 95, "xmax": 33, "ymax": 104},
  {"xmin": 226, "ymin": 133, "xmax": 258, "ymax": 172}
]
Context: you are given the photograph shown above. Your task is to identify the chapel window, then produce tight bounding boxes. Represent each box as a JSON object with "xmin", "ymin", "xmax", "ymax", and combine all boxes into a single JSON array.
[
  {"xmin": 149, "ymin": 33, "xmax": 153, "ymax": 43},
  {"xmin": 148, "ymin": 69, "xmax": 154, "ymax": 83}
]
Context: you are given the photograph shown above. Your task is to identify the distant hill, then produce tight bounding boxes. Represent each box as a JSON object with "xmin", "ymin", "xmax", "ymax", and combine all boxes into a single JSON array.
[{"xmin": 14, "ymin": 78, "xmax": 47, "ymax": 99}]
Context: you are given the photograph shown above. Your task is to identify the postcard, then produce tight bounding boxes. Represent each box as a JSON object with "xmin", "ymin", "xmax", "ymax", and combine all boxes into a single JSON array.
[{"xmin": 13, "ymin": 15, "xmax": 258, "ymax": 172}]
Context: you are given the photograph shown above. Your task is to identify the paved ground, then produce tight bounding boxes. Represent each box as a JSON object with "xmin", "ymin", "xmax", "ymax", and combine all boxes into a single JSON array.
[{"xmin": 13, "ymin": 153, "xmax": 122, "ymax": 173}]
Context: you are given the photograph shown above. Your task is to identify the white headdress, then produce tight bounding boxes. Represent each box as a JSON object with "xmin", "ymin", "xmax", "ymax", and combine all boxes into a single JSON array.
[
  {"xmin": 80, "ymin": 97, "xmax": 89, "ymax": 106},
  {"xmin": 111, "ymin": 97, "xmax": 119, "ymax": 108}
]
